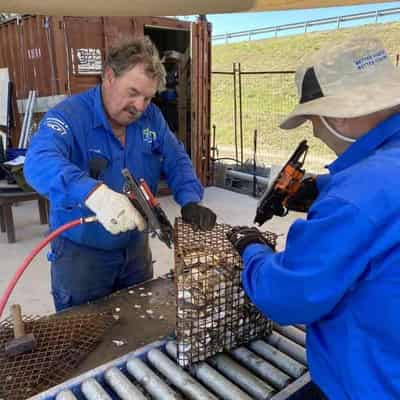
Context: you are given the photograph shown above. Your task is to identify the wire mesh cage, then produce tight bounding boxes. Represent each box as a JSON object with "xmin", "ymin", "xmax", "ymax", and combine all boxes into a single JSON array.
[{"xmin": 174, "ymin": 218, "xmax": 277, "ymax": 367}]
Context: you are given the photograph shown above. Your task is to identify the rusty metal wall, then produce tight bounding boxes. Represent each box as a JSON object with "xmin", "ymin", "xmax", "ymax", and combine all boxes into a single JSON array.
[
  {"xmin": 191, "ymin": 19, "xmax": 212, "ymax": 185},
  {"xmin": 63, "ymin": 17, "xmax": 104, "ymax": 94},
  {"xmin": 0, "ymin": 15, "xmax": 191, "ymax": 100},
  {"xmin": 0, "ymin": 15, "xmax": 211, "ymax": 183},
  {"xmin": 0, "ymin": 18, "xmax": 26, "ymax": 99},
  {"xmin": 0, "ymin": 16, "xmax": 58, "ymax": 99}
]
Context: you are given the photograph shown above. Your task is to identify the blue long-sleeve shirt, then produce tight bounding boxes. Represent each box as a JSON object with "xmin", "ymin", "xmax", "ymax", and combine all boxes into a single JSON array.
[
  {"xmin": 24, "ymin": 85, "xmax": 203, "ymax": 250},
  {"xmin": 242, "ymin": 113, "xmax": 400, "ymax": 399}
]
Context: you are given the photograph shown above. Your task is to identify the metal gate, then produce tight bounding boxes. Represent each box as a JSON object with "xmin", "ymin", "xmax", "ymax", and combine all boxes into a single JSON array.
[{"xmin": 211, "ymin": 64, "xmax": 335, "ymax": 175}]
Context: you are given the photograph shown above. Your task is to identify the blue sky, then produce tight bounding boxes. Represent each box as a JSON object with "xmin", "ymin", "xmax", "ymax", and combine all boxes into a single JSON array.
[{"xmin": 180, "ymin": 2, "xmax": 400, "ymax": 42}]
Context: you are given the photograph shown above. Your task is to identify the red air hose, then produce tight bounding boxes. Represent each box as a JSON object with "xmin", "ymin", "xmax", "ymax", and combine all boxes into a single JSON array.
[{"xmin": 0, "ymin": 216, "xmax": 97, "ymax": 319}]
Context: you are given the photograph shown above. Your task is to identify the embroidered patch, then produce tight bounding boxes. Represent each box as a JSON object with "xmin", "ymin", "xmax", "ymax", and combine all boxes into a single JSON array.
[
  {"xmin": 142, "ymin": 127, "xmax": 157, "ymax": 143},
  {"xmin": 45, "ymin": 117, "xmax": 69, "ymax": 136},
  {"xmin": 88, "ymin": 148, "xmax": 103, "ymax": 154}
]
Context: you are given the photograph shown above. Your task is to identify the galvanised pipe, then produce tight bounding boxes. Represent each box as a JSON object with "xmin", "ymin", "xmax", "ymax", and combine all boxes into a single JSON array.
[
  {"xmin": 265, "ymin": 332, "xmax": 307, "ymax": 365},
  {"xmin": 231, "ymin": 346, "xmax": 291, "ymax": 389},
  {"xmin": 295, "ymin": 324, "xmax": 306, "ymax": 332},
  {"xmin": 165, "ymin": 341, "xmax": 253, "ymax": 400},
  {"xmin": 81, "ymin": 378, "xmax": 112, "ymax": 400},
  {"xmin": 147, "ymin": 348, "xmax": 218, "ymax": 400},
  {"xmin": 249, "ymin": 340, "xmax": 306, "ymax": 379},
  {"xmin": 104, "ymin": 367, "xmax": 147, "ymax": 400},
  {"xmin": 126, "ymin": 357, "xmax": 182, "ymax": 400},
  {"xmin": 209, "ymin": 353, "xmax": 275, "ymax": 400},
  {"xmin": 273, "ymin": 325, "xmax": 306, "ymax": 347},
  {"xmin": 193, "ymin": 361, "xmax": 254, "ymax": 400},
  {"xmin": 55, "ymin": 390, "xmax": 78, "ymax": 400}
]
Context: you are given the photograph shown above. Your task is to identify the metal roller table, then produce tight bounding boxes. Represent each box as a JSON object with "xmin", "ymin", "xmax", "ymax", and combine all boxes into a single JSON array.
[{"xmin": 29, "ymin": 276, "xmax": 317, "ymax": 400}]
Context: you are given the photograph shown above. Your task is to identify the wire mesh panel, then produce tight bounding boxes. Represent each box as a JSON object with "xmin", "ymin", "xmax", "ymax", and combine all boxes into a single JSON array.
[
  {"xmin": 0, "ymin": 310, "xmax": 115, "ymax": 399},
  {"xmin": 174, "ymin": 218, "xmax": 277, "ymax": 367}
]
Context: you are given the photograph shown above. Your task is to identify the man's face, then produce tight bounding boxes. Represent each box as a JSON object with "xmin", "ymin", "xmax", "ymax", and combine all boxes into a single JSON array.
[
  {"xmin": 102, "ymin": 63, "xmax": 158, "ymax": 128},
  {"xmin": 309, "ymin": 116, "xmax": 351, "ymax": 156}
]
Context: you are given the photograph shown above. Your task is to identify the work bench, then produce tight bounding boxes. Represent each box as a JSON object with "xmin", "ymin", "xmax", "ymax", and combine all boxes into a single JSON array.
[
  {"xmin": 61, "ymin": 276, "xmax": 177, "ymax": 377},
  {"xmin": 0, "ymin": 181, "xmax": 48, "ymax": 243},
  {"xmin": 29, "ymin": 277, "xmax": 319, "ymax": 400}
]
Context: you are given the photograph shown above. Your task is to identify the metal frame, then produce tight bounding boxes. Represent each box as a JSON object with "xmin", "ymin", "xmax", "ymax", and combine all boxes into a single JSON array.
[
  {"xmin": 213, "ymin": 6, "xmax": 400, "ymax": 42},
  {"xmin": 29, "ymin": 330, "xmax": 313, "ymax": 400}
]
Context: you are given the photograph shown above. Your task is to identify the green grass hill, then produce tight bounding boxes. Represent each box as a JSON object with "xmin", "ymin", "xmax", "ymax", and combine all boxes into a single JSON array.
[
  {"xmin": 210, "ymin": 22, "xmax": 400, "ymax": 172},
  {"xmin": 212, "ymin": 21, "xmax": 400, "ymax": 72}
]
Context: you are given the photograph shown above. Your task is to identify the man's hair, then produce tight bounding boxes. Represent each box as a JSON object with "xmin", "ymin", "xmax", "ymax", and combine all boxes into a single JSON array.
[{"xmin": 103, "ymin": 36, "xmax": 166, "ymax": 91}]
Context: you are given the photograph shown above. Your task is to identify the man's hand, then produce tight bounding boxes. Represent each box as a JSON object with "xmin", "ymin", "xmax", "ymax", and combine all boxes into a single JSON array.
[
  {"xmin": 227, "ymin": 226, "xmax": 275, "ymax": 256},
  {"xmin": 181, "ymin": 203, "xmax": 217, "ymax": 231},
  {"xmin": 85, "ymin": 184, "xmax": 146, "ymax": 235},
  {"xmin": 286, "ymin": 176, "xmax": 319, "ymax": 213}
]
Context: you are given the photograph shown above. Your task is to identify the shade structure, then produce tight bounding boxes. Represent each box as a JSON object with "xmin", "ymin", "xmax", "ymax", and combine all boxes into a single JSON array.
[{"xmin": 0, "ymin": 0, "xmax": 397, "ymax": 17}]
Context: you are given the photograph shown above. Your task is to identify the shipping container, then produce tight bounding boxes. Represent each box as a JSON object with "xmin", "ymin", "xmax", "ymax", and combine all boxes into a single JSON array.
[{"xmin": 0, "ymin": 15, "xmax": 211, "ymax": 184}]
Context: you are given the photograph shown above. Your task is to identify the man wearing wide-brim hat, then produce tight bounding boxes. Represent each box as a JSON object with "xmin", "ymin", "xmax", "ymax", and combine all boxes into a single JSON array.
[{"xmin": 228, "ymin": 37, "xmax": 400, "ymax": 399}]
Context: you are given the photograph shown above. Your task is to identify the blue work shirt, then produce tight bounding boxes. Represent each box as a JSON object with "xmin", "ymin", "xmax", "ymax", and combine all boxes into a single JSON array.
[
  {"xmin": 24, "ymin": 85, "xmax": 203, "ymax": 250},
  {"xmin": 242, "ymin": 113, "xmax": 400, "ymax": 399}
]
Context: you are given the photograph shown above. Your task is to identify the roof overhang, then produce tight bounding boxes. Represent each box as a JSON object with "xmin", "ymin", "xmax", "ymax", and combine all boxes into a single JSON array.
[{"xmin": 0, "ymin": 0, "xmax": 397, "ymax": 17}]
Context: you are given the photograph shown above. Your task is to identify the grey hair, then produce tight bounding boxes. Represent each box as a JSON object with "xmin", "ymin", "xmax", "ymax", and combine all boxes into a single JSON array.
[{"xmin": 103, "ymin": 36, "xmax": 166, "ymax": 92}]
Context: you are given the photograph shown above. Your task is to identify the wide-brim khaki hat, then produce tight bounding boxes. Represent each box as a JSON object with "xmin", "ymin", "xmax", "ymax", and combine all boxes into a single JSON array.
[{"xmin": 280, "ymin": 37, "xmax": 400, "ymax": 130}]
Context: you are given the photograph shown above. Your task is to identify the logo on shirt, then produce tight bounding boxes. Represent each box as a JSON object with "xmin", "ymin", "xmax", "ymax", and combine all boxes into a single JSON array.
[
  {"xmin": 354, "ymin": 50, "xmax": 388, "ymax": 70},
  {"xmin": 45, "ymin": 117, "xmax": 69, "ymax": 136},
  {"xmin": 88, "ymin": 148, "xmax": 103, "ymax": 154},
  {"xmin": 143, "ymin": 128, "xmax": 157, "ymax": 143}
]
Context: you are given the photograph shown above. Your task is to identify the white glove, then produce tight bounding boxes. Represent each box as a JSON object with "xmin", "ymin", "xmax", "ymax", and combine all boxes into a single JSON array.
[{"xmin": 85, "ymin": 184, "xmax": 146, "ymax": 235}]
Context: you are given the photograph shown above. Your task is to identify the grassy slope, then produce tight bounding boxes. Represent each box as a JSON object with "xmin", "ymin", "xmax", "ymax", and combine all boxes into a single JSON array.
[
  {"xmin": 212, "ymin": 22, "xmax": 400, "ymax": 72},
  {"xmin": 210, "ymin": 22, "xmax": 400, "ymax": 171}
]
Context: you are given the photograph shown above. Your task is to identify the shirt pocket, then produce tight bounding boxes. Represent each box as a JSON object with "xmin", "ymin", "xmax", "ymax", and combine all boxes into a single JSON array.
[
  {"xmin": 141, "ymin": 143, "xmax": 162, "ymax": 193},
  {"xmin": 87, "ymin": 150, "xmax": 111, "ymax": 181}
]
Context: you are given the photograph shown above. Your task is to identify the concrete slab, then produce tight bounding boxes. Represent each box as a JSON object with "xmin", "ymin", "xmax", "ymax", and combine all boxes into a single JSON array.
[{"xmin": 0, "ymin": 187, "xmax": 304, "ymax": 317}]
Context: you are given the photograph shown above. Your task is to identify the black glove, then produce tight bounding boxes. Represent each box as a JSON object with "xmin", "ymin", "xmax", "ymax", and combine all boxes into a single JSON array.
[
  {"xmin": 181, "ymin": 203, "xmax": 217, "ymax": 231},
  {"xmin": 286, "ymin": 176, "xmax": 319, "ymax": 213},
  {"xmin": 227, "ymin": 226, "xmax": 275, "ymax": 256}
]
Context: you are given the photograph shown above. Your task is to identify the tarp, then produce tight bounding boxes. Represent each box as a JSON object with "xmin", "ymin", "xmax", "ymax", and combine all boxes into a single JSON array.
[{"xmin": 0, "ymin": 0, "xmax": 396, "ymax": 17}]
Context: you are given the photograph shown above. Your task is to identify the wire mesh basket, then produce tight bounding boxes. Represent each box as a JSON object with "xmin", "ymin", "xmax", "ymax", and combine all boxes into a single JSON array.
[{"xmin": 174, "ymin": 218, "xmax": 277, "ymax": 367}]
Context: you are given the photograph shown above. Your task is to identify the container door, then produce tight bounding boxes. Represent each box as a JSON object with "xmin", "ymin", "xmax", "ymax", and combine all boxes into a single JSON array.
[
  {"xmin": 63, "ymin": 17, "xmax": 104, "ymax": 94},
  {"xmin": 191, "ymin": 17, "xmax": 211, "ymax": 186}
]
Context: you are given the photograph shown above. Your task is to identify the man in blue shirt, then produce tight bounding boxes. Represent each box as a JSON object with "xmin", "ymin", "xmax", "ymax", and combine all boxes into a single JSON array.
[
  {"xmin": 228, "ymin": 37, "xmax": 400, "ymax": 399},
  {"xmin": 24, "ymin": 37, "xmax": 216, "ymax": 311}
]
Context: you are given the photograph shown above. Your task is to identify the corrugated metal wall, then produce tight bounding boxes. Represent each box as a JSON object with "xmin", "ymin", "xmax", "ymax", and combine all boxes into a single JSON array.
[
  {"xmin": 0, "ymin": 16, "xmax": 57, "ymax": 99},
  {"xmin": 0, "ymin": 15, "xmax": 212, "ymax": 183},
  {"xmin": 0, "ymin": 16, "xmax": 192, "ymax": 99},
  {"xmin": 191, "ymin": 19, "xmax": 212, "ymax": 185}
]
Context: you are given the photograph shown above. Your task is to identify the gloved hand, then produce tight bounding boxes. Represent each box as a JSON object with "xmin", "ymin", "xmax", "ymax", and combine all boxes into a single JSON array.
[
  {"xmin": 181, "ymin": 202, "xmax": 217, "ymax": 231},
  {"xmin": 227, "ymin": 226, "xmax": 275, "ymax": 256},
  {"xmin": 85, "ymin": 184, "xmax": 146, "ymax": 235},
  {"xmin": 286, "ymin": 176, "xmax": 319, "ymax": 213}
]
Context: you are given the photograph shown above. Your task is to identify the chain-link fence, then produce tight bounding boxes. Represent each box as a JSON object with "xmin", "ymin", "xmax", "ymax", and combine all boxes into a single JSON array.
[{"xmin": 211, "ymin": 64, "xmax": 335, "ymax": 176}]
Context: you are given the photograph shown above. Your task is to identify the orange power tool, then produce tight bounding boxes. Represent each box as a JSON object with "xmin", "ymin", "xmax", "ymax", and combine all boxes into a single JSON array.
[{"xmin": 254, "ymin": 140, "xmax": 309, "ymax": 226}]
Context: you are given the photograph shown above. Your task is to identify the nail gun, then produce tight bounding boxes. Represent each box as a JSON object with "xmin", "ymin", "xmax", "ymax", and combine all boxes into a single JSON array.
[
  {"xmin": 122, "ymin": 168, "xmax": 174, "ymax": 248},
  {"xmin": 254, "ymin": 140, "xmax": 309, "ymax": 226}
]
